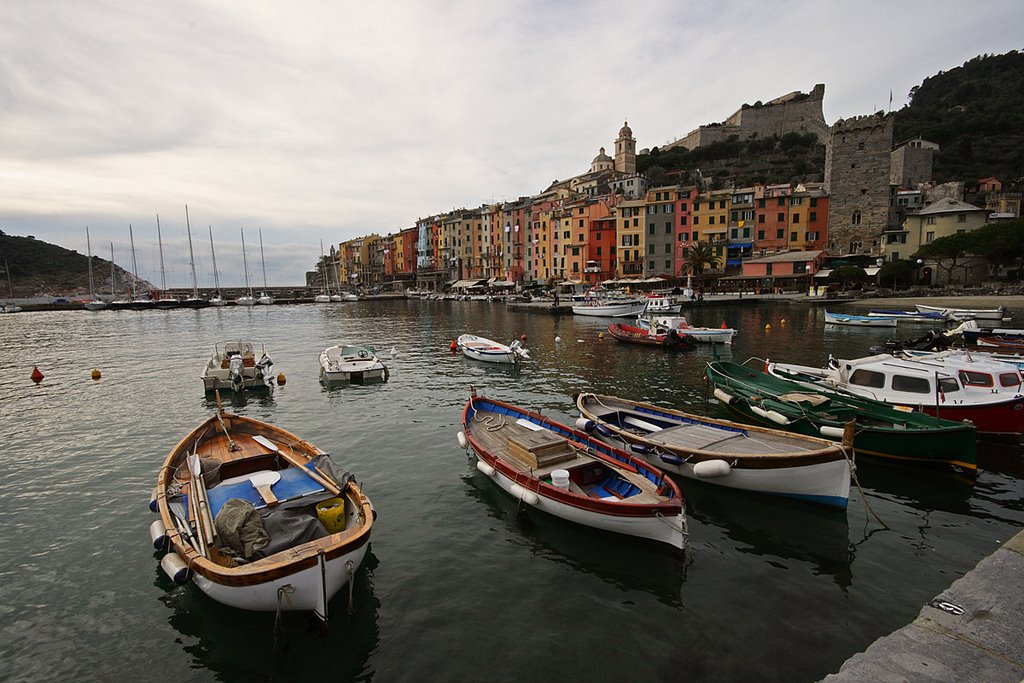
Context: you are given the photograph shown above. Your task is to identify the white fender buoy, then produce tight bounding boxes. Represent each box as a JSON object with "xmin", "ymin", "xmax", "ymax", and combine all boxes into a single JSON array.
[
  {"xmin": 713, "ymin": 388, "xmax": 734, "ymax": 405},
  {"xmin": 149, "ymin": 519, "xmax": 169, "ymax": 550},
  {"xmin": 765, "ymin": 410, "xmax": 791, "ymax": 425},
  {"xmin": 693, "ymin": 459, "xmax": 732, "ymax": 478},
  {"xmin": 555, "ymin": 336, "xmax": 561, "ymax": 343},
  {"xmin": 456, "ymin": 430, "xmax": 467, "ymax": 448},
  {"xmin": 819, "ymin": 425, "xmax": 846, "ymax": 440},
  {"xmin": 575, "ymin": 417, "xmax": 594, "ymax": 432},
  {"xmin": 149, "ymin": 486, "xmax": 160, "ymax": 513},
  {"xmin": 476, "ymin": 459, "xmax": 495, "ymax": 476},
  {"xmin": 510, "ymin": 483, "xmax": 540, "ymax": 505},
  {"xmin": 750, "ymin": 405, "xmax": 771, "ymax": 420},
  {"xmin": 160, "ymin": 552, "xmax": 192, "ymax": 585}
]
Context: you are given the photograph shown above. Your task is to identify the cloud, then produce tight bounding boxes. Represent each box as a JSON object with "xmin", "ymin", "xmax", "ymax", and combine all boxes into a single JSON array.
[{"xmin": 1, "ymin": 0, "xmax": 1023, "ymax": 285}]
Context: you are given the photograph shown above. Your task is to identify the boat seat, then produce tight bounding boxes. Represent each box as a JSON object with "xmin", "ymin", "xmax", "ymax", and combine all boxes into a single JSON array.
[
  {"xmin": 204, "ymin": 464, "xmax": 329, "ymax": 517},
  {"xmin": 777, "ymin": 392, "xmax": 830, "ymax": 407},
  {"xmin": 622, "ymin": 414, "xmax": 664, "ymax": 433}
]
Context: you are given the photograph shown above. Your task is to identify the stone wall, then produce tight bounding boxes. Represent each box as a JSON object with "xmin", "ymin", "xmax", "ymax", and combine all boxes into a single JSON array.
[{"xmin": 824, "ymin": 114, "xmax": 895, "ymax": 256}]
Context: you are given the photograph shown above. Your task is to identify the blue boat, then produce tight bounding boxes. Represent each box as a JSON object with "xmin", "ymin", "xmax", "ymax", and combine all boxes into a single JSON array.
[
  {"xmin": 824, "ymin": 311, "xmax": 897, "ymax": 328},
  {"xmin": 868, "ymin": 309, "xmax": 947, "ymax": 323}
]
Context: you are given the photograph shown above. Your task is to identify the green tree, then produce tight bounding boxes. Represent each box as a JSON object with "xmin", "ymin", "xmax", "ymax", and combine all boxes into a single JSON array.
[
  {"xmin": 827, "ymin": 265, "xmax": 869, "ymax": 289},
  {"xmin": 683, "ymin": 241, "xmax": 720, "ymax": 283},
  {"xmin": 961, "ymin": 218, "xmax": 1024, "ymax": 279},
  {"xmin": 877, "ymin": 260, "xmax": 917, "ymax": 289},
  {"xmin": 913, "ymin": 230, "xmax": 976, "ymax": 283}
]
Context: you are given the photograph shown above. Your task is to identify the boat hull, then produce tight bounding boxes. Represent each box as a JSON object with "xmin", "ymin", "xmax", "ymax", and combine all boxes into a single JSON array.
[
  {"xmin": 825, "ymin": 312, "xmax": 897, "ymax": 327},
  {"xmin": 572, "ymin": 301, "xmax": 648, "ymax": 317},
  {"xmin": 915, "ymin": 304, "xmax": 1006, "ymax": 321},
  {"xmin": 457, "ymin": 334, "xmax": 524, "ymax": 364},
  {"xmin": 462, "ymin": 397, "xmax": 687, "ymax": 550}
]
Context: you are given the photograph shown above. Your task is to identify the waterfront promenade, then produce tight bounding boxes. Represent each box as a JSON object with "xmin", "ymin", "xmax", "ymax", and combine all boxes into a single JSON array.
[{"xmin": 823, "ymin": 529, "xmax": 1024, "ymax": 682}]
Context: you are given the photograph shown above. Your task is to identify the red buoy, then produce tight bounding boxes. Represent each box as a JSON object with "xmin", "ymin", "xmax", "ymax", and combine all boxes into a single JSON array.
[
  {"xmin": 721, "ymin": 322, "xmax": 728, "ymax": 329},
  {"xmin": 31, "ymin": 365, "xmax": 44, "ymax": 383},
  {"xmin": 450, "ymin": 339, "xmax": 457, "ymax": 352},
  {"xmin": 520, "ymin": 334, "xmax": 527, "ymax": 341}
]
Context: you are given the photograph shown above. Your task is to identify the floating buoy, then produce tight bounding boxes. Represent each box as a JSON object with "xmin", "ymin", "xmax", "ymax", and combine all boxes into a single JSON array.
[
  {"xmin": 780, "ymin": 319, "xmax": 787, "ymax": 325},
  {"xmin": 554, "ymin": 336, "xmax": 561, "ymax": 343},
  {"xmin": 764, "ymin": 323, "xmax": 772, "ymax": 331},
  {"xmin": 276, "ymin": 372, "xmax": 286, "ymax": 385},
  {"xmin": 520, "ymin": 334, "xmax": 527, "ymax": 341},
  {"xmin": 91, "ymin": 368, "xmax": 101, "ymax": 380},
  {"xmin": 597, "ymin": 332, "xmax": 604, "ymax": 340},
  {"xmin": 450, "ymin": 339, "xmax": 457, "ymax": 352},
  {"xmin": 721, "ymin": 322, "xmax": 728, "ymax": 329},
  {"xmin": 577, "ymin": 339, "xmax": 585, "ymax": 343},
  {"xmin": 31, "ymin": 366, "xmax": 43, "ymax": 383}
]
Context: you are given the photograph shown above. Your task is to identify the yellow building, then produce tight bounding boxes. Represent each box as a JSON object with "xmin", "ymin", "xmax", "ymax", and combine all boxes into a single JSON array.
[
  {"xmin": 616, "ymin": 198, "xmax": 645, "ymax": 278},
  {"xmin": 692, "ymin": 189, "xmax": 731, "ymax": 269}
]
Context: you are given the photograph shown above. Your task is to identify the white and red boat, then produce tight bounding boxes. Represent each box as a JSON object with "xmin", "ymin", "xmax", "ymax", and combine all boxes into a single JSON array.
[
  {"xmin": 459, "ymin": 394, "xmax": 688, "ymax": 551},
  {"xmin": 768, "ymin": 353, "xmax": 1024, "ymax": 438}
]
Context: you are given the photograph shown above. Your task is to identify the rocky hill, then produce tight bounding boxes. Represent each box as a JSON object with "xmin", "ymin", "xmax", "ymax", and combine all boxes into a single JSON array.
[{"xmin": 0, "ymin": 231, "xmax": 146, "ymax": 298}]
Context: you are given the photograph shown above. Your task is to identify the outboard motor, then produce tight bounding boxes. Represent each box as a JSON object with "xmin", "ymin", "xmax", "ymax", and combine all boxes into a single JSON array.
[
  {"xmin": 255, "ymin": 354, "xmax": 274, "ymax": 385},
  {"xmin": 228, "ymin": 355, "xmax": 245, "ymax": 392}
]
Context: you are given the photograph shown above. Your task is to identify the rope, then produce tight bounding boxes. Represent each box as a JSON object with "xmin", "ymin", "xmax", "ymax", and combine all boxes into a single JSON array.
[
  {"xmin": 346, "ymin": 560, "xmax": 356, "ymax": 616},
  {"xmin": 840, "ymin": 443, "xmax": 890, "ymax": 531},
  {"xmin": 272, "ymin": 584, "xmax": 295, "ymax": 651}
]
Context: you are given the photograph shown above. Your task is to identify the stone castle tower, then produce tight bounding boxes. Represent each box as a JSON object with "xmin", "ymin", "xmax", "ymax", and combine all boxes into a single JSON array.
[
  {"xmin": 614, "ymin": 121, "xmax": 636, "ymax": 175},
  {"xmin": 824, "ymin": 113, "xmax": 895, "ymax": 256}
]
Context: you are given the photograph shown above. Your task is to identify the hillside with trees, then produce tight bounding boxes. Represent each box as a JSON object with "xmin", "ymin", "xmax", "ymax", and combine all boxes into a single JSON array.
[
  {"xmin": 0, "ymin": 231, "xmax": 142, "ymax": 298},
  {"xmin": 893, "ymin": 51, "xmax": 1024, "ymax": 185}
]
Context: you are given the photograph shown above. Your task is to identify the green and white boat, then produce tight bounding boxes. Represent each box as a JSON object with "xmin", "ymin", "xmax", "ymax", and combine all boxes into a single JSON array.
[{"xmin": 705, "ymin": 360, "xmax": 977, "ymax": 471}]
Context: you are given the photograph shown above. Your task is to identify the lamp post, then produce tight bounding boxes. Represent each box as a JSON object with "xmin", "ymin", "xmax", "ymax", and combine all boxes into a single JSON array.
[
  {"xmin": 916, "ymin": 258, "xmax": 924, "ymax": 287},
  {"xmin": 876, "ymin": 258, "xmax": 885, "ymax": 289}
]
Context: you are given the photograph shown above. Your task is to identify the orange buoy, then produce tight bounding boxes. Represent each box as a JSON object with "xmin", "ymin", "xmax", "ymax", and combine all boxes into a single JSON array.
[
  {"xmin": 276, "ymin": 372, "xmax": 286, "ymax": 385},
  {"xmin": 31, "ymin": 366, "xmax": 44, "ymax": 383},
  {"xmin": 764, "ymin": 323, "xmax": 772, "ymax": 331},
  {"xmin": 91, "ymin": 368, "xmax": 101, "ymax": 380},
  {"xmin": 721, "ymin": 322, "xmax": 728, "ymax": 329},
  {"xmin": 450, "ymin": 339, "xmax": 457, "ymax": 352}
]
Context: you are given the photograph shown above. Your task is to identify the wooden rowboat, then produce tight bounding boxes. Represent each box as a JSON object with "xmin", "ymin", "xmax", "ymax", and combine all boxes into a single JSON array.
[
  {"xmin": 824, "ymin": 311, "xmax": 897, "ymax": 327},
  {"xmin": 460, "ymin": 394, "xmax": 688, "ymax": 551},
  {"xmin": 576, "ymin": 392, "xmax": 851, "ymax": 509},
  {"xmin": 150, "ymin": 406, "xmax": 374, "ymax": 624}
]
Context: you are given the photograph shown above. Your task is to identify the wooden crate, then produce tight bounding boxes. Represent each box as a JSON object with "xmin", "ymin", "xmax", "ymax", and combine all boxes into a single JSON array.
[{"xmin": 507, "ymin": 430, "xmax": 574, "ymax": 468}]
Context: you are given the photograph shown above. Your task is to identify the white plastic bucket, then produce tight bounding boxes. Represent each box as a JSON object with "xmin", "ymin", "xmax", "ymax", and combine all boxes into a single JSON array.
[{"xmin": 551, "ymin": 469, "xmax": 570, "ymax": 490}]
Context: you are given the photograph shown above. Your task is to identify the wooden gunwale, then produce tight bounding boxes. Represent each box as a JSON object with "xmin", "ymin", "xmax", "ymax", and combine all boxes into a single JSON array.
[
  {"xmin": 462, "ymin": 397, "xmax": 682, "ymax": 517},
  {"xmin": 577, "ymin": 393, "xmax": 844, "ymax": 469},
  {"xmin": 157, "ymin": 412, "xmax": 373, "ymax": 587}
]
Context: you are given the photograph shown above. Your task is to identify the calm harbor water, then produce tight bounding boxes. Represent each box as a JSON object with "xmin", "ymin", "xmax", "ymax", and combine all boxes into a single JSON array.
[{"xmin": 1, "ymin": 299, "xmax": 1022, "ymax": 682}]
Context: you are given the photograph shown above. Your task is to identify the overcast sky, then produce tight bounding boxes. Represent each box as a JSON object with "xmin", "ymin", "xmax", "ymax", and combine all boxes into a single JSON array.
[{"xmin": 1, "ymin": 1, "xmax": 1021, "ymax": 288}]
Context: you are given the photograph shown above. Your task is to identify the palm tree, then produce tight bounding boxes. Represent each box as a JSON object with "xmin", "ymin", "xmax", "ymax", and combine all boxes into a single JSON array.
[{"xmin": 683, "ymin": 241, "xmax": 720, "ymax": 284}]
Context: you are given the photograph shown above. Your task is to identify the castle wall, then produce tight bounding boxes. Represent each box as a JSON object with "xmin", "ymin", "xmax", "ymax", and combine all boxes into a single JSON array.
[{"xmin": 824, "ymin": 114, "xmax": 895, "ymax": 256}]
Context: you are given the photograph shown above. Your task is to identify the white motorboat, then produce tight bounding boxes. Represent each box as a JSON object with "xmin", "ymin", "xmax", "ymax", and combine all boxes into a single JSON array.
[
  {"xmin": 457, "ymin": 334, "xmax": 529, "ymax": 364},
  {"xmin": 638, "ymin": 314, "xmax": 736, "ymax": 344},
  {"xmin": 319, "ymin": 344, "xmax": 389, "ymax": 384},
  {"xmin": 915, "ymin": 303, "xmax": 1007, "ymax": 321},
  {"xmin": 201, "ymin": 340, "xmax": 275, "ymax": 393},
  {"xmin": 642, "ymin": 295, "xmax": 682, "ymax": 314},
  {"xmin": 768, "ymin": 352, "xmax": 1024, "ymax": 437},
  {"xmin": 572, "ymin": 298, "xmax": 648, "ymax": 318}
]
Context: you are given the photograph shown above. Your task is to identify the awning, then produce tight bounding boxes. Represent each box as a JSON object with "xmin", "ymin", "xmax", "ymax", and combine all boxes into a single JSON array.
[
  {"xmin": 726, "ymin": 259, "xmax": 742, "ymax": 266},
  {"xmin": 450, "ymin": 279, "xmax": 486, "ymax": 289},
  {"xmin": 491, "ymin": 280, "xmax": 515, "ymax": 287},
  {"xmin": 729, "ymin": 241, "xmax": 753, "ymax": 248}
]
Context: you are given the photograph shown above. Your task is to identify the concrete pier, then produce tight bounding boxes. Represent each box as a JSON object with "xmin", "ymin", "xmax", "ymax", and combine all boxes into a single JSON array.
[{"xmin": 823, "ymin": 530, "xmax": 1024, "ymax": 682}]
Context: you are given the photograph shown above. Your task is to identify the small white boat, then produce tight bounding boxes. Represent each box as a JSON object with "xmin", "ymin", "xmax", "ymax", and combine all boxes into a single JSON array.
[
  {"xmin": 638, "ymin": 315, "xmax": 736, "ymax": 344},
  {"xmin": 825, "ymin": 311, "xmax": 897, "ymax": 327},
  {"xmin": 457, "ymin": 334, "xmax": 529, "ymax": 364},
  {"xmin": 642, "ymin": 295, "xmax": 682, "ymax": 314},
  {"xmin": 151, "ymin": 408, "xmax": 374, "ymax": 624},
  {"xmin": 319, "ymin": 344, "xmax": 388, "ymax": 384},
  {"xmin": 572, "ymin": 298, "xmax": 648, "ymax": 318},
  {"xmin": 461, "ymin": 394, "xmax": 688, "ymax": 551},
  {"xmin": 915, "ymin": 303, "xmax": 1007, "ymax": 321},
  {"xmin": 201, "ymin": 340, "xmax": 275, "ymax": 393},
  {"xmin": 256, "ymin": 291, "xmax": 274, "ymax": 305},
  {"xmin": 868, "ymin": 309, "xmax": 946, "ymax": 323},
  {"xmin": 314, "ymin": 294, "xmax": 332, "ymax": 303},
  {"xmin": 342, "ymin": 292, "xmax": 358, "ymax": 302}
]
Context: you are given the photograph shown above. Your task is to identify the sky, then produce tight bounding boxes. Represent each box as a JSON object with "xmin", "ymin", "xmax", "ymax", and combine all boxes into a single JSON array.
[{"xmin": 1, "ymin": 0, "xmax": 1022, "ymax": 289}]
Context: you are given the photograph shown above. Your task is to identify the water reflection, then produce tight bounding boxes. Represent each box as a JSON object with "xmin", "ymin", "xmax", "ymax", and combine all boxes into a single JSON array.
[
  {"xmin": 679, "ymin": 480, "xmax": 854, "ymax": 589},
  {"xmin": 461, "ymin": 462, "xmax": 687, "ymax": 608},
  {"xmin": 155, "ymin": 549, "xmax": 380, "ymax": 679}
]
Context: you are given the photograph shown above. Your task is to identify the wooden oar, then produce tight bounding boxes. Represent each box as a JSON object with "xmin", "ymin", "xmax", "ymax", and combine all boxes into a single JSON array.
[
  {"xmin": 250, "ymin": 471, "xmax": 280, "ymax": 506},
  {"xmin": 253, "ymin": 434, "xmax": 342, "ymax": 496}
]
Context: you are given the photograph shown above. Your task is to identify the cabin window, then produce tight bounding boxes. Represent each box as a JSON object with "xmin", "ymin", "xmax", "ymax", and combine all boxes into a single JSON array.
[
  {"xmin": 849, "ymin": 369, "xmax": 885, "ymax": 388},
  {"xmin": 959, "ymin": 370, "xmax": 993, "ymax": 387},
  {"xmin": 891, "ymin": 375, "xmax": 931, "ymax": 394},
  {"xmin": 938, "ymin": 378, "xmax": 961, "ymax": 395},
  {"xmin": 1000, "ymin": 372, "xmax": 1022, "ymax": 387}
]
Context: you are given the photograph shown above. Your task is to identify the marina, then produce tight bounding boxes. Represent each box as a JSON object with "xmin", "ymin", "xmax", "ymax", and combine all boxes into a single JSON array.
[{"xmin": 1, "ymin": 297, "xmax": 1022, "ymax": 681}]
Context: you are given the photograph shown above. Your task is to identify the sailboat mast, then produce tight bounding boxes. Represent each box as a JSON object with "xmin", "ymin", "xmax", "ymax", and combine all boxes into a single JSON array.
[
  {"xmin": 129, "ymin": 225, "xmax": 140, "ymax": 298},
  {"xmin": 241, "ymin": 228, "xmax": 252, "ymax": 294},
  {"xmin": 209, "ymin": 226, "xmax": 221, "ymax": 294},
  {"xmin": 259, "ymin": 229, "xmax": 269, "ymax": 290},
  {"xmin": 156, "ymin": 214, "xmax": 167, "ymax": 294},
  {"xmin": 86, "ymin": 227, "xmax": 95, "ymax": 298},
  {"xmin": 110, "ymin": 243, "xmax": 115, "ymax": 298},
  {"xmin": 185, "ymin": 205, "xmax": 199, "ymax": 297}
]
